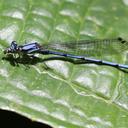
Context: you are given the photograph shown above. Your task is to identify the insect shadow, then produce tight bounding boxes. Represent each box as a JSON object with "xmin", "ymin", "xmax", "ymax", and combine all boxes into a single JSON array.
[{"xmin": 2, "ymin": 54, "xmax": 128, "ymax": 73}]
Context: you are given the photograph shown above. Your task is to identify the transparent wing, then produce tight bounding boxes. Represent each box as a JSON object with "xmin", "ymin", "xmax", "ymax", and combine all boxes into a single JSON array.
[{"xmin": 42, "ymin": 37, "xmax": 128, "ymax": 58}]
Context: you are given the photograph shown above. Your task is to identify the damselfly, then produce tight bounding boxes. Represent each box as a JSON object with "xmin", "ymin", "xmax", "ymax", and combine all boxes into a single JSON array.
[{"xmin": 4, "ymin": 37, "xmax": 128, "ymax": 69}]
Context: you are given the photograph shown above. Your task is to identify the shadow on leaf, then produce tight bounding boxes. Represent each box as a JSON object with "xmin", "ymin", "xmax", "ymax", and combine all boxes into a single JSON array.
[{"xmin": 2, "ymin": 54, "xmax": 128, "ymax": 73}]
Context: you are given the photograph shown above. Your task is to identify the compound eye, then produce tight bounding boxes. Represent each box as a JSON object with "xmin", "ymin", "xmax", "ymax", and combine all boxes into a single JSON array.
[{"xmin": 11, "ymin": 41, "xmax": 17, "ymax": 50}]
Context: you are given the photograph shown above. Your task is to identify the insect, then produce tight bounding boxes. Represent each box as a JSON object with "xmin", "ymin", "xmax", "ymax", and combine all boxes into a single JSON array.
[{"xmin": 4, "ymin": 37, "xmax": 128, "ymax": 69}]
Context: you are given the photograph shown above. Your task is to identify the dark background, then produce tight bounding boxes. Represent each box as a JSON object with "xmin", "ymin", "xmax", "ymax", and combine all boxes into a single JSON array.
[{"xmin": 0, "ymin": 109, "xmax": 52, "ymax": 128}]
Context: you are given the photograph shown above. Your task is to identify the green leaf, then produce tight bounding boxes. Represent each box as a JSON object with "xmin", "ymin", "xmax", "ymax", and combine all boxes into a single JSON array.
[{"xmin": 0, "ymin": 0, "xmax": 128, "ymax": 127}]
